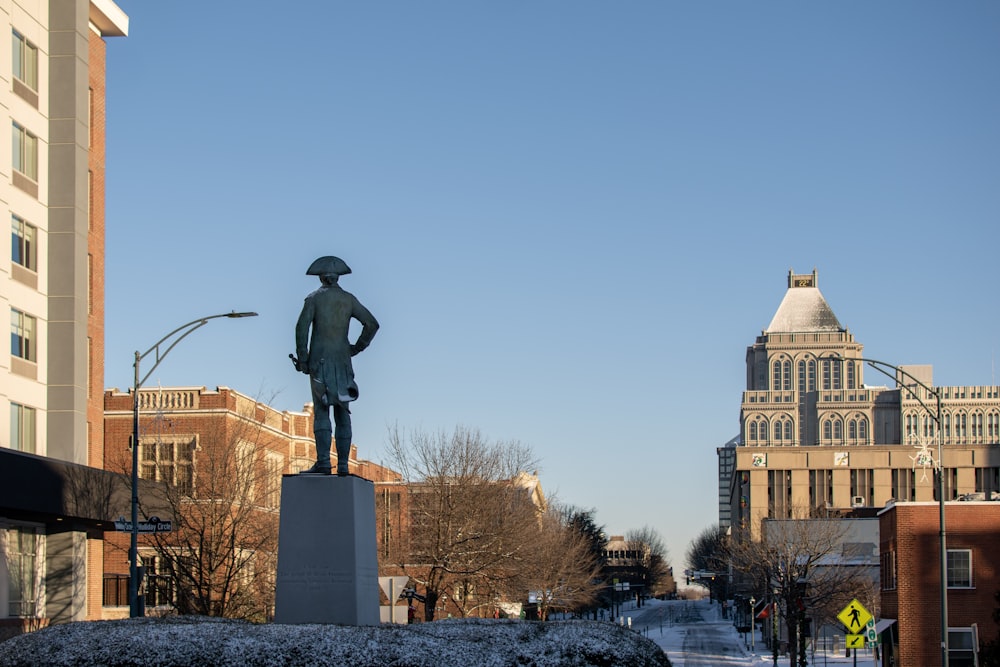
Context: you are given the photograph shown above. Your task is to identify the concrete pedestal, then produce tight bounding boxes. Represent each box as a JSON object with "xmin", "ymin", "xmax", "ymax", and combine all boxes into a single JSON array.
[{"xmin": 273, "ymin": 474, "xmax": 379, "ymax": 625}]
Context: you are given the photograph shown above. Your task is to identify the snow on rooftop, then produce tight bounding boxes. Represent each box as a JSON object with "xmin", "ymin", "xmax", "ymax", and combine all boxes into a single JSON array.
[{"xmin": 765, "ymin": 287, "xmax": 842, "ymax": 334}]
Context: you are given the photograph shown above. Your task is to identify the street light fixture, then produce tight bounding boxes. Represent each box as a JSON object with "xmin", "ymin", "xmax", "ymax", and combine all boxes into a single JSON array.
[
  {"xmin": 832, "ymin": 354, "xmax": 948, "ymax": 667},
  {"xmin": 129, "ymin": 311, "xmax": 257, "ymax": 618}
]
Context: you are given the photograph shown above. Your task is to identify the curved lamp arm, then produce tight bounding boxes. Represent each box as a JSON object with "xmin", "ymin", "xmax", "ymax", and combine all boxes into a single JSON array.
[
  {"xmin": 831, "ymin": 353, "xmax": 941, "ymax": 426},
  {"xmin": 135, "ymin": 311, "xmax": 258, "ymax": 389}
]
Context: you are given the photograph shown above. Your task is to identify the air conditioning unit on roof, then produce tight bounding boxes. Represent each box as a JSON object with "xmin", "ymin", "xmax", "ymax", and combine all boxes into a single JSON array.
[{"xmin": 851, "ymin": 496, "xmax": 865, "ymax": 507}]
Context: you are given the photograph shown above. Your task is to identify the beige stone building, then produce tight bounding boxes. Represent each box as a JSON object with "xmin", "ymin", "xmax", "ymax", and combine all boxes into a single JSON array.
[
  {"xmin": 726, "ymin": 270, "xmax": 1000, "ymax": 539},
  {"xmin": 1, "ymin": 1, "xmax": 128, "ymax": 636}
]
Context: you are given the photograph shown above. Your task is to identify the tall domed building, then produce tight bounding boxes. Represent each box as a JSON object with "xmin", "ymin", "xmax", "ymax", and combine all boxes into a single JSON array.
[{"xmin": 727, "ymin": 269, "xmax": 1000, "ymax": 539}]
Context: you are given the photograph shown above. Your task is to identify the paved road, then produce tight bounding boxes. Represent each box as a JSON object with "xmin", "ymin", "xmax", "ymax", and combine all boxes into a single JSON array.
[
  {"xmin": 622, "ymin": 599, "xmax": 859, "ymax": 667},
  {"xmin": 636, "ymin": 601, "xmax": 752, "ymax": 667}
]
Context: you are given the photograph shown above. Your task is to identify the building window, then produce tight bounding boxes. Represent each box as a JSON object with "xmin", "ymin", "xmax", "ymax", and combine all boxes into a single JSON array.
[
  {"xmin": 10, "ymin": 308, "xmax": 36, "ymax": 361},
  {"xmin": 988, "ymin": 411, "xmax": 1000, "ymax": 440},
  {"xmin": 798, "ymin": 361, "xmax": 806, "ymax": 393},
  {"xmin": 12, "ymin": 122, "xmax": 38, "ymax": 181},
  {"xmin": 767, "ymin": 469, "xmax": 792, "ymax": 518},
  {"xmin": 892, "ymin": 469, "xmax": 916, "ymax": 502},
  {"xmin": 12, "ymin": 30, "xmax": 38, "ymax": 91},
  {"xmin": 10, "ymin": 402, "xmax": 36, "ymax": 454},
  {"xmin": 971, "ymin": 412, "xmax": 983, "ymax": 441},
  {"xmin": 823, "ymin": 419, "xmax": 832, "ymax": 441},
  {"xmin": 948, "ymin": 628, "xmax": 977, "ymax": 666},
  {"xmin": 6, "ymin": 527, "xmax": 38, "ymax": 617},
  {"xmin": 265, "ymin": 453, "xmax": 282, "ymax": 509},
  {"xmin": 946, "ymin": 549, "xmax": 972, "ymax": 588},
  {"xmin": 822, "ymin": 360, "xmax": 831, "ymax": 390},
  {"xmin": 977, "ymin": 468, "xmax": 1000, "ymax": 497},
  {"xmin": 782, "ymin": 361, "xmax": 791, "ymax": 391},
  {"xmin": 846, "ymin": 361, "xmax": 856, "ymax": 389},
  {"xmin": 850, "ymin": 469, "xmax": 874, "ymax": 506},
  {"xmin": 833, "ymin": 419, "xmax": 843, "ymax": 441},
  {"xmin": 11, "ymin": 215, "xmax": 36, "ymax": 271},
  {"xmin": 934, "ymin": 468, "xmax": 959, "ymax": 501},
  {"xmin": 809, "ymin": 469, "xmax": 834, "ymax": 513},
  {"xmin": 808, "ymin": 360, "xmax": 816, "ymax": 391},
  {"xmin": 772, "ymin": 361, "xmax": 781, "ymax": 391},
  {"xmin": 880, "ymin": 550, "xmax": 896, "ymax": 590},
  {"xmin": 140, "ymin": 437, "xmax": 196, "ymax": 495}
]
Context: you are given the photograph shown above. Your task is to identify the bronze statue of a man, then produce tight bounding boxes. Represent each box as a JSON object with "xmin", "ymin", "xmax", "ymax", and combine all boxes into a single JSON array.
[{"xmin": 293, "ymin": 256, "xmax": 379, "ymax": 475}]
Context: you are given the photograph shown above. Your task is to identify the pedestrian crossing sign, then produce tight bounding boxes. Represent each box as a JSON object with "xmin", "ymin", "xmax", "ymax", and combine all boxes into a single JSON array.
[{"xmin": 837, "ymin": 598, "xmax": 873, "ymax": 634}]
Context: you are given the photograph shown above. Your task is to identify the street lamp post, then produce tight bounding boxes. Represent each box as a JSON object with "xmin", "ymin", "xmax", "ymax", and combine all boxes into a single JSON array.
[
  {"xmin": 833, "ymin": 354, "xmax": 948, "ymax": 667},
  {"xmin": 128, "ymin": 311, "xmax": 257, "ymax": 618}
]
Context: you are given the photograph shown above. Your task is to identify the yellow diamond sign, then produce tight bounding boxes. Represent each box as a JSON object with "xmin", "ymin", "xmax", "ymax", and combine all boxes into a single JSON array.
[{"xmin": 838, "ymin": 599, "xmax": 873, "ymax": 634}]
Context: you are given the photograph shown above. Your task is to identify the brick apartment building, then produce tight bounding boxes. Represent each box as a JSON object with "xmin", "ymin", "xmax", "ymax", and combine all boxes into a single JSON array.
[
  {"xmin": 879, "ymin": 501, "xmax": 1000, "ymax": 667},
  {"xmin": 1, "ymin": 0, "xmax": 128, "ymax": 637}
]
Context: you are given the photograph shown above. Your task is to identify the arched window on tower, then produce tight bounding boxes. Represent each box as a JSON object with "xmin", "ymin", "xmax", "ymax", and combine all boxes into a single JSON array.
[
  {"xmin": 808, "ymin": 360, "xmax": 816, "ymax": 391},
  {"xmin": 798, "ymin": 361, "xmax": 806, "ymax": 393},
  {"xmin": 784, "ymin": 420, "xmax": 793, "ymax": 442},
  {"xmin": 822, "ymin": 360, "xmax": 831, "ymax": 390},
  {"xmin": 832, "ymin": 359, "xmax": 842, "ymax": 390},
  {"xmin": 833, "ymin": 419, "xmax": 843, "ymax": 441},
  {"xmin": 988, "ymin": 411, "xmax": 1000, "ymax": 440},
  {"xmin": 775, "ymin": 420, "xmax": 783, "ymax": 443},
  {"xmin": 749, "ymin": 421, "xmax": 758, "ymax": 441},
  {"xmin": 760, "ymin": 421, "xmax": 769, "ymax": 442},
  {"xmin": 849, "ymin": 420, "xmax": 857, "ymax": 440},
  {"xmin": 859, "ymin": 418, "xmax": 868, "ymax": 443},
  {"xmin": 972, "ymin": 412, "xmax": 984, "ymax": 441},
  {"xmin": 847, "ymin": 361, "xmax": 856, "ymax": 389},
  {"xmin": 783, "ymin": 360, "xmax": 791, "ymax": 391},
  {"xmin": 772, "ymin": 361, "xmax": 781, "ymax": 391},
  {"xmin": 823, "ymin": 420, "xmax": 832, "ymax": 441}
]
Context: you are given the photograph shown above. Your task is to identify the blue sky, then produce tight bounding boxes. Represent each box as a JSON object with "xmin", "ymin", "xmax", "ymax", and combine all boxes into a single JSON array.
[{"xmin": 103, "ymin": 2, "xmax": 1000, "ymax": 571}]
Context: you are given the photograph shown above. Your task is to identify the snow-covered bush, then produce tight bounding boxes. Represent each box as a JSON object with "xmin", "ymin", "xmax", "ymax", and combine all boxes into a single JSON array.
[{"xmin": 0, "ymin": 617, "xmax": 671, "ymax": 667}]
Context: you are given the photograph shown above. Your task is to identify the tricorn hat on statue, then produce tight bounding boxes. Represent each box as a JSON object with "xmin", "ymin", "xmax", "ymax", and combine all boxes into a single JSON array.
[{"xmin": 306, "ymin": 256, "xmax": 352, "ymax": 277}]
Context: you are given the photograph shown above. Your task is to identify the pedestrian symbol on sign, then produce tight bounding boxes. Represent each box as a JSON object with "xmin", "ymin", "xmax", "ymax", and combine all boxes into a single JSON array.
[
  {"xmin": 847, "ymin": 604, "xmax": 862, "ymax": 630},
  {"xmin": 837, "ymin": 598, "xmax": 873, "ymax": 635}
]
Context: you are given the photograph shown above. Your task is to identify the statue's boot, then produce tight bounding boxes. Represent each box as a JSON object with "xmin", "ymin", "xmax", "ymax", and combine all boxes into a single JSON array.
[
  {"xmin": 336, "ymin": 437, "xmax": 351, "ymax": 476},
  {"xmin": 301, "ymin": 429, "xmax": 332, "ymax": 474}
]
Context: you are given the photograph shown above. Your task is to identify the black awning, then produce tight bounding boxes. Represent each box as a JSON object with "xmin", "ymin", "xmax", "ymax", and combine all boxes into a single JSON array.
[{"xmin": 0, "ymin": 448, "xmax": 147, "ymax": 534}]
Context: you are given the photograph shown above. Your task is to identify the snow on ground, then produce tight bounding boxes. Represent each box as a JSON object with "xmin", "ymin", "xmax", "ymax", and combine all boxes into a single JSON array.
[
  {"xmin": 0, "ymin": 615, "xmax": 669, "ymax": 667},
  {"xmin": 623, "ymin": 598, "xmax": 876, "ymax": 667}
]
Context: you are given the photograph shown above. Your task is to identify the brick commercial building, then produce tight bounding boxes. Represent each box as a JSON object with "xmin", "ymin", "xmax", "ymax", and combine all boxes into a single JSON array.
[
  {"xmin": 1, "ymin": 0, "xmax": 128, "ymax": 637},
  {"xmin": 103, "ymin": 385, "xmax": 400, "ymax": 619},
  {"xmin": 879, "ymin": 501, "xmax": 1000, "ymax": 667}
]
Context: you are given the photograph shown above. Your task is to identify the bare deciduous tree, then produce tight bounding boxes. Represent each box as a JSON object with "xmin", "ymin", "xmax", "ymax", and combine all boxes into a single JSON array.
[
  {"xmin": 114, "ymin": 394, "xmax": 282, "ymax": 621},
  {"xmin": 729, "ymin": 512, "xmax": 874, "ymax": 667},
  {"xmin": 386, "ymin": 425, "xmax": 540, "ymax": 621},
  {"xmin": 518, "ymin": 505, "xmax": 605, "ymax": 621},
  {"xmin": 624, "ymin": 526, "xmax": 672, "ymax": 599},
  {"xmin": 685, "ymin": 524, "xmax": 728, "ymax": 600}
]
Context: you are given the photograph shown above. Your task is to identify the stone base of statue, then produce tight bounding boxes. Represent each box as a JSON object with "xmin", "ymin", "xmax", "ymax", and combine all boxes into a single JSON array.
[{"xmin": 273, "ymin": 474, "xmax": 379, "ymax": 625}]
